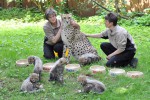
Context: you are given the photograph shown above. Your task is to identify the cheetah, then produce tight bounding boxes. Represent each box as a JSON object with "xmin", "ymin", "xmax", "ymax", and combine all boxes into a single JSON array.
[
  {"xmin": 49, "ymin": 57, "xmax": 67, "ymax": 84},
  {"xmin": 61, "ymin": 14, "xmax": 101, "ymax": 65}
]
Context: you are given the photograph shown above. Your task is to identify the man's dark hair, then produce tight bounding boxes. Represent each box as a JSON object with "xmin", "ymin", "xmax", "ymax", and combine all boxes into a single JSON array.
[
  {"xmin": 105, "ymin": 12, "xmax": 118, "ymax": 26},
  {"xmin": 45, "ymin": 8, "xmax": 57, "ymax": 20}
]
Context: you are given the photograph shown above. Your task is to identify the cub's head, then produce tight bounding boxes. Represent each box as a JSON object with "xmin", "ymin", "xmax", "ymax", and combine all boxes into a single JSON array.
[
  {"xmin": 78, "ymin": 57, "xmax": 89, "ymax": 66},
  {"xmin": 59, "ymin": 57, "xmax": 67, "ymax": 65},
  {"xmin": 61, "ymin": 14, "xmax": 72, "ymax": 27},
  {"xmin": 30, "ymin": 73, "xmax": 39, "ymax": 83},
  {"xmin": 77, "ymin": 75, "xmax": 87, "ymax": 83},
  {"xmin": 28, "ymin": 56, "xmax": 35, "ymax": 64}
]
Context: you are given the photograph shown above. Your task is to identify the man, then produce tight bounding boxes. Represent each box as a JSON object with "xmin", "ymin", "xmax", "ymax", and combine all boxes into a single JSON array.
[{"xmin": 86, "ymin": 12, "xmax": 138, "ymax": 68}]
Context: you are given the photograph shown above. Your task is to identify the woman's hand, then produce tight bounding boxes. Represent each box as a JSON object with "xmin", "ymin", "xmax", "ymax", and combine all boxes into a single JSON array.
[
  {"xmin": 70, "ymin": 20, "xmax": 75, "ymax": 26},
  {"xmin": 71, "ymin": 20, "xmax": 80, "ymax": 29}
]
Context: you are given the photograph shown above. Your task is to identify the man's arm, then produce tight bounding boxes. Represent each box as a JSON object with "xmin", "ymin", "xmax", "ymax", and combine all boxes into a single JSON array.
[
  {"xmin": 107, "ymin": 33, "xmax": 127, "ymax": 60},
  {"xmin": 85, "ymin": 33, "xmax": 103, "ymax": 38},
  {"xmin": 106, "ymin": 49, "xmax": 124, "ymax": 60},
  {"xmin": 85, "ymin": 29, "xmax": 109, "ymax": 38}
]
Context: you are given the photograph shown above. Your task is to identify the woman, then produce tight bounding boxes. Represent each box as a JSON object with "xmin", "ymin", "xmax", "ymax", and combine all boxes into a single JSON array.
[{"xmin": 43, "ymin": 8, "xmax": 79, "ymax": 59}]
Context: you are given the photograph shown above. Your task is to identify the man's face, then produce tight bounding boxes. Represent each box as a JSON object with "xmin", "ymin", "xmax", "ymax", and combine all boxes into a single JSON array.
[
  {"xmin": 48, "ymin": 14, "xmax": 57, "ymax": 24},
  {"xmin": 105, "ymin": 20, "xmax": 113, "ymax": 28}
]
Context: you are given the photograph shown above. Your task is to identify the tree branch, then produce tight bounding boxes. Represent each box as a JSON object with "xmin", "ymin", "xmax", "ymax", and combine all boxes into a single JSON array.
[
  {"xmin": 91, "ymin": 0, "xmax": 130, "ymax": 19},
  {"xmin": 92, "ymin": 0, "xmax": 111, "ymax": 12}
]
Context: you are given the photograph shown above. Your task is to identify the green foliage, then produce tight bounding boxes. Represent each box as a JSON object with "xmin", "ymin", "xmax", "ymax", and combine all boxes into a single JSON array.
[
  {"xmin": 31, "ymin": 0, "xmax": 54, "ymax": 13},
  {"xmin": 30, "ymin": 0, "xmax": 69, "ymax": 14},
  {"xmin": 118, "ymin": 14, "xmax": 150, "ymax": 26},
  {"xmin": 0, "ymin": 7, "xmax": 150, "ymax": 26},
  {"xmin": 7, "ymin": 0, "xmax": 23, "ymax": 8},
  {"xmin": 0, "ymin": 8, "xmax": 44, "ymax": 22},
  {"xmin": 135, "ymin": 14, "xmax": 150, "ymax": 26}
]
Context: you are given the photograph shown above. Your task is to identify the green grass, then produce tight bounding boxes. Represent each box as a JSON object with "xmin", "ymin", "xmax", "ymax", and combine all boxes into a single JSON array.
[{"xmin": 0, "ymin": 19, "xmax": 150, "ymax": 100}]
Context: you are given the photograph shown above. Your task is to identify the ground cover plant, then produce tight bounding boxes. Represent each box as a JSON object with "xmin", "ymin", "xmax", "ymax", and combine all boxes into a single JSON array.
[{"xmin": 0, "ymin": 9, "xmax": 150, "ymax": 100}]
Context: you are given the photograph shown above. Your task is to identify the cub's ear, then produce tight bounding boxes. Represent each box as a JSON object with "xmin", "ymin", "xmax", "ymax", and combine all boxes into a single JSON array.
[
  {"xmin": 59, "ymin": 58, "xmax": 63, "ymax": 62},
  {"xmin": 60, "ymin": 61, "xmax": 63, "ymax": 64}
]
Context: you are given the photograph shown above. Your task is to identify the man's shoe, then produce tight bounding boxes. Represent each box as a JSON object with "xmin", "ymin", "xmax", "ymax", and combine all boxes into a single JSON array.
[{"xmin": 130, "ymin": 58, "xmax": 138, "ymax": 68}]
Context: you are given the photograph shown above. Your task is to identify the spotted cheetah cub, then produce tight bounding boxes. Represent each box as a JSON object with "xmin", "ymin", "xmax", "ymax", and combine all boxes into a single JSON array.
[
  {"xmin": 20, "ymin": 73, "xmax": 43, "ymax": 93},
  {"xmin": 28, "ymin": 56, "xmax": 43, "ymax": 81},
  {"xmin": 77, "ymin": 75, "xmax": 106, "ymax": 94},
  {"xmin": 49, "ymin": 58, "xmax": 67, "ymax": 84},
  {"xmin": 61, "ymin": 14, "xmax": 101, "ymax": 65}
]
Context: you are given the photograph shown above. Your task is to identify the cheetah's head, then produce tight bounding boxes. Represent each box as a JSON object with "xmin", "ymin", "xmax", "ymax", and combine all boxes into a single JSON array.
[{"xmin": 61, "ymin": 14, "xmax": 72, "ymax": 27}]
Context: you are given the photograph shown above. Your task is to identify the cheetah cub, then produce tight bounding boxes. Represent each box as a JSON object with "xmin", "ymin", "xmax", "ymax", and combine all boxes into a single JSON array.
[
  {"xmin": 61, "ymin": 14, "xmax": 101, "ymax": 65},
  {"xmin": 49, "ymin": 58, "xmax": 67, "ymax": 84},
  {"xmin": 28, "ymin": 56, "xmax": 43, "ymax": 81},
  {"xmin": 77, "ymin": 75, "xmax": 106, "ymax": 94},
  {"xmin": 20, "ymin": 73, "xmax": 43, "ymax": 93}
]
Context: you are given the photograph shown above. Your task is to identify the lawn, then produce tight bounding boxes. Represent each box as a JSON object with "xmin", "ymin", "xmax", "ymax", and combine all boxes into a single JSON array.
[{"xmin": 0, "ymin": 18, "xmax": 150, "ymax": 100}]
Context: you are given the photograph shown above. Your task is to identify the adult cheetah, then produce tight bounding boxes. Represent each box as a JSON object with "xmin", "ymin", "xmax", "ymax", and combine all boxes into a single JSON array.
[{"xmin": 61, "ymin": 14, "xmax": 101, "ymax": 65}]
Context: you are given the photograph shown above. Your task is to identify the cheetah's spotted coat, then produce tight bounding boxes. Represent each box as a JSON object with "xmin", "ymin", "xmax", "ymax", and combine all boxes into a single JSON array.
[{"xmin": 61, "ymin": 14, "xmax": 101, "ymax": 65}]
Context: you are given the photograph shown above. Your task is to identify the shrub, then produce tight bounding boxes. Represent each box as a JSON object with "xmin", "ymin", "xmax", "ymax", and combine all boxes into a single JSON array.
[{"xmin": 0, "ymin": 7, "xmax": 44, "ymax": 22}]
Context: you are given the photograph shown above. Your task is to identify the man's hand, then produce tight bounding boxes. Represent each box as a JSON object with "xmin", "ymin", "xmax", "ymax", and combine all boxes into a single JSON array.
[
  {"xmin": 106, "ymin": 49, "xmax": 124, "ymax": 60},
  {"xmin": 106, "ymin": 54, "xmax": 113, "ymax": 60}
]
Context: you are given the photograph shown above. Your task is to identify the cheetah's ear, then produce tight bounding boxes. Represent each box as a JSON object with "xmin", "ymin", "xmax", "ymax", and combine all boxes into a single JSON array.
[
  {"xmin": 61, "ymin": 14, "xmax": 63, "ymax": 18},
  {"xmin": 69, "ymin": 13, "xmax": 72, "ymax": 17}
]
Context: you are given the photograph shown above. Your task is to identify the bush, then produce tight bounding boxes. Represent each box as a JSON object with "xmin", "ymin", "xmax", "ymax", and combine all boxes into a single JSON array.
[
  {"xmin": 134, "ymin": 14, "xmax": 150, "ymax": 26},
  {"xmin": 0, "ymin": 7, "xmax": 44, "ymax": 22},
  {"xmin": 118, "ymin": 13, "xmax": 150, "ymax": 26},
  {"xmin": 0, "ymin": 8, "xmax": 150, "ymax": 26}
]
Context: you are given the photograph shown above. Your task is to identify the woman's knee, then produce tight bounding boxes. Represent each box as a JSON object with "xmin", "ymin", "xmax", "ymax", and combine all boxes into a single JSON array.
[
  {"xmin": 54, "ymin": 43, "xmax": 63, "ymax": 52},
  {"xmin": 43, "ymin": 48, "xmax": 55, "ymax": 59},
  {"xmin": 43, "ymin": 54, "xmax": 55, "ymax": 59},
  {"xmin": 106, "ymin": 60, "xmax": 116, "ymax": 67}
]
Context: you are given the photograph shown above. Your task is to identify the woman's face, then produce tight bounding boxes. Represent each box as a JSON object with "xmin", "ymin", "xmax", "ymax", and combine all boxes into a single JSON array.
[{"xmin": 48, "ymin": 14, "xmax": 57, "ymax": 24}]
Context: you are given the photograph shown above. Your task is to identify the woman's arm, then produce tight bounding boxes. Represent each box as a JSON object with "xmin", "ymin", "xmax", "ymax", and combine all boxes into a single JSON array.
[
  {"xmin": 71, "ymin": 20, "xmax": 80, "ymax": 29},
  {"xmin": 50, "ymin": 27, "xmax": 62, "ymax": 44}
]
